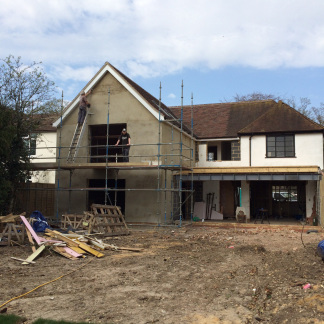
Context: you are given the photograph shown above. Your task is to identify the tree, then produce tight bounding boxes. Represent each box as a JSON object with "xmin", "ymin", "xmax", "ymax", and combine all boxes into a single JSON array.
[
  {"xmin": 231, "ymin": 92, "xmax": 324, "ymax": 126},
  {"xmin": 0, "ymin": 55, "xmax": 57, "ymax": 214}
]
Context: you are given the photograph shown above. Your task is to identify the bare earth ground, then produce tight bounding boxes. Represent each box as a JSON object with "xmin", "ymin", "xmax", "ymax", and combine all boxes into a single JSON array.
[{"xmin": 1, "ymin": 224, "xmax": 324, "ymax": 324}]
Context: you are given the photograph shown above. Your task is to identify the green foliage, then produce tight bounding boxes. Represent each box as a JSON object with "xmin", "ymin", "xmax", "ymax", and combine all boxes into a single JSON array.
[
  {"xmin": 0, "ymin": 55, "xmax": 57, "ymax": 214},
  {"xmin": 0, "ymin": 315, "xmax": 101, "ymax": 324},
  {"xmin": 0, "ymin": 314, "xmax": 25, "ymax": 324},
  {"xmin": 33, "ymin": 319, "xmax": 97, "ymax": 324}
]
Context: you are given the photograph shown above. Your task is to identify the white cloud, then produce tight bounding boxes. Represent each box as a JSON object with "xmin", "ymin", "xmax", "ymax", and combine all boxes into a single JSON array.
[
  {"xmin": 1, "ymin": 0, "xmax": 324, "ymax": 81},
  {"xmin": 168, "ymin": 93, "xmax": 176, "ymax": 99}
]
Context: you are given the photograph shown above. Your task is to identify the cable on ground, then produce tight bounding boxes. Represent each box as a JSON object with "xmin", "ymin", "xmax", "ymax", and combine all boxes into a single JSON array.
[{"xmin": 0, "ymin": 256, "xmax": 95, "ymax": 309}]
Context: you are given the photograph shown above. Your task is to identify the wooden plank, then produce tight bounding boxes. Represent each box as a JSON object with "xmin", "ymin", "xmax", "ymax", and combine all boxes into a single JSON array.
[
  {"xmin": 52, "ymin": 246, "xmax": 78, "ymax": 260},
  {"xmin": 45, "ymin": 229, "xmax": 79, "ymax": 247},
  {"xmin": 0, "ymin": 212, "xmax": 26, "ymax": 223},
  {"xmin": 20, "ymin": 216, "xmax": 41, "ymax": 245},
  {"xmin": 69, "ymin": 246, "xmax": 87, "ymax": 254},
  {"xmin": 25, "ymin": 227, "xmax": 36, "ymax": 252},
  {"xmin": 64, "ymin": 247, "xmax": 83, "ymax": 258},
  {"xmin": 183, "ymin": 166, "xmax": 320, "ymax": 175},
  {"xmin": 11, "ymin": 257, "xmax": 36, "ymax": 264},
  {"xmin": 38, "ymin": 237, "xmax": 63, "ymax": 243},
  {"xmin": 22, "ymin": 245, "xmax": 45, "ymax": 265},
  {"xmin": 78, "ymin": 242, "xmax": 105, "ymax": 258}
]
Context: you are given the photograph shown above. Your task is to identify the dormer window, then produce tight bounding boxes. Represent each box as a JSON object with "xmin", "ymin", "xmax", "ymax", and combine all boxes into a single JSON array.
[{"xmin": 266, "ymin": 134, "xmax": 295, "ymax": 158}]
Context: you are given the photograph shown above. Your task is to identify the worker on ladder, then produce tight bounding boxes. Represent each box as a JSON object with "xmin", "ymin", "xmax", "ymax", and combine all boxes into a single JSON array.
[{"xmin": 78, "ymin": 89, "xmax": 92, "ymax": 126}]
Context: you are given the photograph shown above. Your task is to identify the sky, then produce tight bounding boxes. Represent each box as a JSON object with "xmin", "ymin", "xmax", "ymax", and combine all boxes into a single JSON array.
[{"xmin": 1, "ymin": 0, "xmax": 324, "ymax": 107}]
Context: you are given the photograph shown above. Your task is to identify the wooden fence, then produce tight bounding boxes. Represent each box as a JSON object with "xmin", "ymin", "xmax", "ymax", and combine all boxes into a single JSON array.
[{"xmin": 15, "ymin": 182, "xmax": 55, "ymax": 218}]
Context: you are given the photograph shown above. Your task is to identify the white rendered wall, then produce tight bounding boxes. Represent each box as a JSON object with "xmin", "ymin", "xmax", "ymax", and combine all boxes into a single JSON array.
[
  {"xmin": 251, "ymin": 133, "xmax": 323, "ymax": 169},
  {"xmin": 197, "ymin": 134, "xmax": 323, "ymax": 168},
  {"xmin": 241, "ymin": 181, "xmax": 250, "ymax": 220},
  {"xmin": 306, "ymin": 181, "xmax": 317, "ymax": 219},
  {"xmin": 197, "ymin": 137, "xmax": 250, "ymax": 167},
  {"xmin": 30, "ymin": 132, "xmax": 57, "ymax": 184}
]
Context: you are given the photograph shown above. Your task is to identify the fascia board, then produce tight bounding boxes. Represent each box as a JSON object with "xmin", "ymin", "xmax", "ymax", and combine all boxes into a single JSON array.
[{"xmin": 53, "ymin": 64, "xmax": 163, "ymax": 128}]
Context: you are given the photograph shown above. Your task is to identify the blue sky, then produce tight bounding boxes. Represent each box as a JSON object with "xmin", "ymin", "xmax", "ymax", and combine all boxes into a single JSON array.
[{"xmin": 1, "ymin": 0, "xmax": 324, "ymax": 108}]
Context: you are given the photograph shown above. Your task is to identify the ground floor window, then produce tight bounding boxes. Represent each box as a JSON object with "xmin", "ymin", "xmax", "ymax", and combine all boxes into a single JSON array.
[
  {"xmin": 250, "ymin": 181, "xmax": 305, "ymax": 220},
  {"xmin": 272, "ymin": 185, "xmax": 297, "ymax": 202}
]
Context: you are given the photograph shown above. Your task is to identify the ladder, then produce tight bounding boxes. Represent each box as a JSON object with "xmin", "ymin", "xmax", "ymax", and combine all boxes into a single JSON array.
[{"xmin": 67, "ymin": 113, "xmax": 89, "ymax": 163}]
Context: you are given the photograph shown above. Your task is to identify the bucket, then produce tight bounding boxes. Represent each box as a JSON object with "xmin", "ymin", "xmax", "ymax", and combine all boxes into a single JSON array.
[{"xmin": 208, "ymin": 152, "xmax": 214, "ymax": 161}]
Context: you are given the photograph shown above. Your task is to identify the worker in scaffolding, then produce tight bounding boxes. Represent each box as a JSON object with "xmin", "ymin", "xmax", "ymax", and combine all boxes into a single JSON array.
[
  {"xmin": 78, "ymin": 89, "xmax": 92, "ymax": 126},
  {"xmin": 115, "ymin": 128, "xmax": 131, "ymax": 162}
]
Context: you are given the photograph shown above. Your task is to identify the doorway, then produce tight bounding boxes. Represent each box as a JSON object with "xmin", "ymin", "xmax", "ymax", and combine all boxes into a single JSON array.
[
  {"xmin": 88, "ymin": 179, "xmax": 126, "ymax": 214},
  {"xmin": 220, "ymin": 181, "xmax": 241, "ymax": 219}
]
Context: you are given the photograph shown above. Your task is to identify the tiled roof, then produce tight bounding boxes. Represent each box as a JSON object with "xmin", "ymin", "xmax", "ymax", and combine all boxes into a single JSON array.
[
  {"xmin": 54, "ymin": 62, "xmax": 189, "ymax": 131},
  {"xmin": 33, "ymin": 113, "xmax": 59, "ymax": 132},
  {"xmin": 107, "ymin": 63, "xmax": 193, "ymax": 134},
  {"xmin": 239, "ymin": 101, "xmax": 324, "ymax": 134},
  {"xmin": 170, "ymin": 100, "xmax": 324, "ymax": 139},
  {"xmin": 170, "ymin": 100, "xmax": 276, "ymax": 139}
]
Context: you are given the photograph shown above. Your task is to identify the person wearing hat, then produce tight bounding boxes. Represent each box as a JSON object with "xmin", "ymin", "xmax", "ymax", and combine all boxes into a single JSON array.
[
  {"xmin": 115, "ymin": 128, "xmax": 131, "ymax": 162},
  {"xmin": 78, "ymin": 89, "xmax": 92, "ymax": 126}
]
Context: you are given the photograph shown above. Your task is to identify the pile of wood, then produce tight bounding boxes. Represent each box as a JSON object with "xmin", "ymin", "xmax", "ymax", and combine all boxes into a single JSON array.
[
  {"xmin": 62, "ymin": 204, "xmax": 129, "ymax": 236},
  {"xmin": 2, "ymin": 214, "xmax": 142, "ymax": 265}
]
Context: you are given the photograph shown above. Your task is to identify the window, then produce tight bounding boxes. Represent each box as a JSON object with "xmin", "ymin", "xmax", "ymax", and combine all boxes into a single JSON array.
[
  {"xmin": 24, "ymin": 133, "xmax": 37, "ymax": 156},
  {"xmin": 266, "ymin": 134, "xmax": 295, "ymax": 158},
  {"xmin": 272, "ymin": 185, "xmax": 298, "ymax": 202},
  {"xmin": 207, "ymin": 144, "xmax": 217, "ymax": 161}
]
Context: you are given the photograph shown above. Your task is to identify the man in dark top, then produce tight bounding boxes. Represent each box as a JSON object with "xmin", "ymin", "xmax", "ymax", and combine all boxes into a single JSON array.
[
  {"xmin": 115, "ymin": 128, "xmax": 131, "ymax": 162},
  {"xmin": 78, "ymin": 89, "xmax": 92, "ymax": 126}
]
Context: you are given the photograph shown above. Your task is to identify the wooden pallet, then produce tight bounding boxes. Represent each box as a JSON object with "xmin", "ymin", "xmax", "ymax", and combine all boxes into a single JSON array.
[
  {"xmin": 88, "ymin": 204, "xmax": 129, "ymax": 236},
  {"xmin": 61, "ymin": 213, "xmax": 92, "ymax": 230}
]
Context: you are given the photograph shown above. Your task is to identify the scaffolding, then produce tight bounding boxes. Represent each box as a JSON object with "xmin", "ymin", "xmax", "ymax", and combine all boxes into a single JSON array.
[{"xmin": 19, "ymin": 83, "xmax": 195, "ymax": 227}]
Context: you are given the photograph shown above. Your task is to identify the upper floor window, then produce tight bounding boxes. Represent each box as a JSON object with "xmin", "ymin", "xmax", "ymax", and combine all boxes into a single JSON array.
[
  {"xmin": 266, "ymin": 134, "xmax": 295, "ymax": 158},
  {"xmin": 24, "ymin": 133, "xmax": 37, "ymax": 156}
]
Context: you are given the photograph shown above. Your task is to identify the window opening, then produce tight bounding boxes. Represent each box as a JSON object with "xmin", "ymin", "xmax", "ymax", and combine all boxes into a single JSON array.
[
  {"xmin": 221, "ymin": 141, "xmax": 231, "ymax": 161},
  {"xmin": 90, "ymin": 124, "xmax": 126, "ymax": 162},
  {"xmin": 207, "ymin": 144, "xmax": 217, "ymax": 161},
  {"xmin": 267, "ymin": 134, "xmax": 295, "ymax": 158}
]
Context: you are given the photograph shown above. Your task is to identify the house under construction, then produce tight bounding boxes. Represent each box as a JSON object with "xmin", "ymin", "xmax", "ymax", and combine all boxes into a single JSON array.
[{"xmin": 23, "ymin": 62, "xmax": 324, "ymax": 226}]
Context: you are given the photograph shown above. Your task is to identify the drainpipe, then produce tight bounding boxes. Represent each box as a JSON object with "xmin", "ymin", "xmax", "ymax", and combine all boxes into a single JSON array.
[{"xmin": 249, "ymin": 135, "xmax": 253, "ymax": 167}]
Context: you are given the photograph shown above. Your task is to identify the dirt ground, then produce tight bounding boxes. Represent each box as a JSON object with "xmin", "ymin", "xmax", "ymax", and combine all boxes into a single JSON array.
[{"xmin": 1, "ymin": 224, "xmax": 324, "ymax": 324}]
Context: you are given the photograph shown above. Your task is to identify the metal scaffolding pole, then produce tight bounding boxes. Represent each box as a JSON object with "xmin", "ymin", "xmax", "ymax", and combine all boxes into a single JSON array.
[
  {"xmin": 190, "ymin": 93, "xmax": 194, "ymax": 222},
  {"xmin": 105, "ymin": 89, "xmax": 112, "ymax": 205},
  {"xmin": 55, "ymin": 91, "xmax": 64, "ymax": 221},
  {"xmin": 179, "ymin": 81, "xmax": 184, "ymax": 227},
  {"xmin": 157, "ymin": 82, "xmax": 162, "ymax": 224}
]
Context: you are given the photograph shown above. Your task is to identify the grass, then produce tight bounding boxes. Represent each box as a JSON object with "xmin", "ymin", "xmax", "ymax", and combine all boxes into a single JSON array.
[
  {"xmin": 33, "ymin": 319, "xmax": 93, "ymax": 324},
  {"xmin": 0, "ymin": 314, "xmax": 24, "ymax": 324},
  {"xmin": 0, "ymin": 314, "xmax": 98, "ymax": 324}
]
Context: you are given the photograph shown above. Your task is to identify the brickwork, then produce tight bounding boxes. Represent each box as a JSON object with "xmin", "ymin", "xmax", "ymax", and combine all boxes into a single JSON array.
[{"xmin": 231, "ymin": 140, "xmax": 241, "ymax": 161}]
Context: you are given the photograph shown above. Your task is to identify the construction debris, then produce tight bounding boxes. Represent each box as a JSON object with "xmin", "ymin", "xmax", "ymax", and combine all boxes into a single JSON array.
[
  {"xmin": 0, "ymin": 212, "xmax": 26, "ymax": 246},
  {"xmin": 0, "ymin": 212, "xmax": 142, "ymax": 265},
  {"xmin": 62, "ymin": 204, "xmax": 130, "ymax": 236}
]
